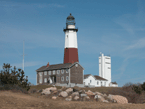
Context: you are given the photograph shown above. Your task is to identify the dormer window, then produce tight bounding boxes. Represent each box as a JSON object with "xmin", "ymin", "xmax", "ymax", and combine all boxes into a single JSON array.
[
  {"xmin": 44, "ymin": 71, "xmax": 47, "ymax": 75},
  {"xmin": 57, "ymin": 70, "xmax": 60, "ymax": 74},
  {"xmin": 66, "ymin": 69, "xmax": 69, "ymax": 73}
]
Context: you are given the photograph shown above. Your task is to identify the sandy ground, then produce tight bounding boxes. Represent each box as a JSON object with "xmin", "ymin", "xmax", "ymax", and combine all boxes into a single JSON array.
[{"xmin": 0, "ymin": 90, "xmax": 145, "ymax": 109}]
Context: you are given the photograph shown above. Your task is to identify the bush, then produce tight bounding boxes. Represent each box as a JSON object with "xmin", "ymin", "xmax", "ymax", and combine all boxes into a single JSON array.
[
  {"xmin": 0, "ymin": 63, "xmax": 31, "ymax": 93},
  {"xmin": 132, "ymin": 85, "xmax": 142, "ymax": 95},
  {"xmin": 29, "ymin": 88, "xmax": 37, "ymax": 93},
  {"xmin": 141, "ymin": 82, "xmax": 145, "ymax": 91}
]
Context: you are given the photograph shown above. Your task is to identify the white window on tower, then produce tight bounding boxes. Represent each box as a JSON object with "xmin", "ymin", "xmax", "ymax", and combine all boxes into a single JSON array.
[
  {"xmin": 90, "ymin": 80, "xmax": 91, "ymax": 83},
  {"xmin": 61, "ymin": 76, "xmax": 64, "ymax": 81},
  {"xmin": 53, "ymin": 70, "xmax": 55, "ymax": 74},
  {"xmin": 44, "ymin": 78, "xmax": 47, "ymax": 83},
  {"xmin": 66, "ymin": 76, "xmax": 69, "ymax": 81},
  {"xmin": 44, "ymin": 71, "xmax": 47, "ymax": 75},
  {"xmin": 57, "ymin": 70, "xmax": 60, "ymax": 74},
  {"xmin": 49, "ymin": 71, "xmax": 51, "ymax": 75},
  {"xmin": 61, "ymin": 69, "xmax": 64, "ymax": 74}
]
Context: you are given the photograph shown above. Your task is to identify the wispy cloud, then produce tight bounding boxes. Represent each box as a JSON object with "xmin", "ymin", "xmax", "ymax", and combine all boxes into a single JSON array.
[
  {"xmin": 0, "ymin": 1, "xmax": 64, "ymax": 8},
  {"xmin": 11, "ymin": 61, "xmax": 43, "ymax": 69},
  {"xmin": 125, "ymin": 37, "xmax": 145, "ymax": 50}
]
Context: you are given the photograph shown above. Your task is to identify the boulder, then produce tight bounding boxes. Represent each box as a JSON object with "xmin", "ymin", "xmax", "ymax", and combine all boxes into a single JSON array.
[
  {"xmin": 73, "ymin": 86, "xmax": 80, "ymax": 92},
  {"xmin": 49, "ymin": 87, "xmax": 57, "ymax": 91},
  {"xmin": 85, "ymin": 90, "xmax": 95, "ymax": 96},
  {"xmin": 95, "ymin": 91, "xmax": 103, "ymax": 96},
  {"xmin": 94, "ymin": 95, "xmax": 105, "ymax": 102},
  {"xmin": 65, "ymin": 96, "xmax": 72, "ymax": 101},
  {"xmin": 71, "ymin": 92, "xmax": 79, "ymax": 96},
  {"xmin": 52, "ymin": 96, "xmax": 57, "ymax": 100},
  {"xmin": 65, "ymin": 88, "xmax": 73, "ymax": 93},
  {"xmin": 103, "ymin": 100, "xmax": 109, "ymax": 103},
  {"xmin": 52, "ymin": 90, "xmax": 58, "ymax": 94},
  {"xmin": 61, "ymin": 86, "xmax": 67, "ymax": 91},
  {"xmin": 41, "ymin": 89, "xmax": 51, "ymax": 95},
  {"xmin": 59, "ymin": 91, "xmax": 68, "ymax": 97},
  {"xmin": 74, "ymin": 96, "xmax": 79, "ymax": 100},
  {"xmin": 65, "ymin": 98, "xmax": 72, "ymax": 101},
  {"xmin": 112, "ymin": 95, "xmax": 128, "ymax": 104},
  {"xmin": 80, "ymin": 94, "xmax": 87, "ymax": 97}
]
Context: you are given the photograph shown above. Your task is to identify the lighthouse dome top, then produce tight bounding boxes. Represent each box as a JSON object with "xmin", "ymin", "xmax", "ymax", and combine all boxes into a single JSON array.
[
  {"xmin": 66, "ymin": 13, "xmax": 75, "ymax": 26},
  {"xmin": 67, "ymin": 13, "xmax": 75, "ymax": 20}
]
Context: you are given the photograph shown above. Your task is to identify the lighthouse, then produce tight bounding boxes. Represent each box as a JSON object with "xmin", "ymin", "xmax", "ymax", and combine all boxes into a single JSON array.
[{"xmin": 63, "ymin": 13, "xmax": 79, "ymax": 64}]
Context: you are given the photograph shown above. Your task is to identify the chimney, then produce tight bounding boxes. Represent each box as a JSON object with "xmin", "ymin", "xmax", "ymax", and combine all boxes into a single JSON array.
[{"xmin": 47, "ymin": 62, "xmax": 49, "ymax": 67}]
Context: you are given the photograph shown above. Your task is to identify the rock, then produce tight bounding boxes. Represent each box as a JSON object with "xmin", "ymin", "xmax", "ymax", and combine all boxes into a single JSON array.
[
  {"xmin": 94, "ymin": 95, "xmax": 105, "ymax": 102},
  {"xmin": 52, "ymin": 90, "xmax": 58, "ymax": 94},
  {"xmin": 41, "ymin": 89, "xmax": 51, "ymax": 95},
  {"xmin": 74, "ymin": 96, "xmax": 79, "ymax": 100},
  {"xmin": 71, "ymin": 92, "xmax": 79, "ymax": 96},
  {"xmin": 49, "ymin": 87, "xmax": 57, "ymax": 91},
  {"xmin": 61, "ymin": 86, "xmax": 67, "ymax": 91},
  {"xmin": 65, "ymin": 96, "xmax": 72, "ymax": 101},
  {"xmin": 73, "ymin": 86, "xmax": 80, "ymax": 92},
  {"xmin": 86, "ymin": 96, "xmax": 90, "ymax": 100},
  {"xmin": 80, "ymin": 94, "xmax": 87, "ymax": 97},
  {"xmin": 94, "ymin": 91, "xmax": 103, "ymax": 96},
  {"xmin": 52, "ymin": 96, "xmax": 57, "ymax": 100},
  {"xmin": 103, "ymin": 100, "xmax": 109, "ymax": 103},
  {"xmin": 107, "ymin": 94, "xmax": 113, "ymax": 101},
  {"xmin": 112, "ymin": 95, "xmax": 128, "ymax": 104},
  {"xmin": 59, "ymin": 91, "xmax": 68, "ymax": 97},
  {"xmin": 65, "ymin": 88, "xmax": 73, "ymax": 93},
  {"xmin": 85, "ymin": 90, "xmax": 95, "ymax": 96}
]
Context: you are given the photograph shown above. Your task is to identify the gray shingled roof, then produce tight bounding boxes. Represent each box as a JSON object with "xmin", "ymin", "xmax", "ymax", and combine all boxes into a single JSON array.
[
  {"xmin": 84, "ymin": 74, "xmax": 91, "ymax": 79},
  {"xmin": 36, "ymin": 63, "xmax": 72, "ymax": 72},
  {"xmin": 84, "ymin": 74, "xmax": 108, "ymax": 81},
  {"xmin": 111, "ymin": 82, "xmax": 118, "ymax": 84},
  {"xmin": 94, "ymin": 75, "xmax": 108, "ymax": 81}
]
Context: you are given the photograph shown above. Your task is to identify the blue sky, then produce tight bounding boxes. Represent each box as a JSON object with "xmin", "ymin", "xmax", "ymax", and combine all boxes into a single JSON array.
[{"xmin": 0, "ymin": 0, "xmax": 145, "ymax": 87}]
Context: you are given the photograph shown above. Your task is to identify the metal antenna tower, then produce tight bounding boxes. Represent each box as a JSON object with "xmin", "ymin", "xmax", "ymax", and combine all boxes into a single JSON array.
[{"xmin": 22, "ymin": 41, "xmax": 25, "ymax": 71}]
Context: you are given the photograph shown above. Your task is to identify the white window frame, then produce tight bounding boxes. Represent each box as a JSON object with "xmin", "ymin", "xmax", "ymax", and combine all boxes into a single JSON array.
[
  {"xmin": 57, "ymin": 70, "xmax": 60, "ymax": 74},
  {"xmin": 66, "ymin": 69, "xmax": 68, "ymax": 73},
  {"xmin": 44, "ymin": 78, "xmax": 47, "ymax": 83},
  {"xmin": 61, "ymin": 76, "xmax": 64, "ymax": 81},
  {"xmin": 39, "ymin": 72, "xmax": 42, "ymax": 83},
  {"xmin": 44, "ymin": 71, "xmax": 47, "ymax": 75},
  {"xmin": 61, "ymin": 69, "xmax": 64, "ymax": 74},
  {"xmin": 49, "ymin": 71, "xmax": 51, "ymax": 75},
  {"xmin": 53, "ymin": 70, "xmax": 55, "ymax": 75},
  {"xmin": 97, "ymin": 81, "xmax": 99, "ymax": 85},
  {"xmin": 90, "ymin": 80, "xmax": 91, "ymax": 83},
  {"xmin": 66, "ymin": 76, "xmax": 69, "ymax": 81}
]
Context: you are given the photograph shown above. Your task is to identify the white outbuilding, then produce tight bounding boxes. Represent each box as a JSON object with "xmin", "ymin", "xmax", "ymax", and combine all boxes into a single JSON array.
[{"xmin": 83, "ymin": 74, "xmax": 108, "ymax": 87}]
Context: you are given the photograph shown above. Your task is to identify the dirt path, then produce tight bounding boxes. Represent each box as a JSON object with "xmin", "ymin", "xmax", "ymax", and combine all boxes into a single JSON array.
[{"xmin": 0, "ymin": 90, "xmax": 145, "ymax": 109}]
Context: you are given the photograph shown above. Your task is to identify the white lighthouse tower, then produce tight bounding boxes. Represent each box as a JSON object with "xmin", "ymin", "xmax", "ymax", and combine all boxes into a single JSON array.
[{"xmin": 63, "ymin": 13, "xmax": 79, "ymax": 64}]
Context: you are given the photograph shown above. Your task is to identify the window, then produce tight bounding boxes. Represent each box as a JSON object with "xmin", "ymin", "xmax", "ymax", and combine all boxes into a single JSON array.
[
  {"xmin": 39, "ymin": 72, "xmax": 42, "ymax": 83},
  {"xmin": 57, "ymin": 70, "xmax": 60, "ymax": 74},
  {"xmin": 66, "ymin": 76, "xmax": 69, "ymax": 81},
  {"xmin": 97, "ymin": 81, "xmax": 99, "ymax": 85},
  {"xmin": 53, "ymin": 70, "xmax": 55, "ymax": 74},
  {"xmin": 75, "ymin": 64, "xmax": 78, "ymax": 67},
  {"xmin": 90, "ymin": 80, "xmax": 91, "ymax": 83},
  {"xmin": 49, "ymin": 71, "xmax": 51, "ymax": 75},
  {"xmin": 66, "ymin": 69, "xmax": 69, "ymax": 73},
  {"xmin": 61, "ymin": 76, "xmax": 64, "ymax": 81},
  {"xmin": 101, "ymin": 81, "xmax": 102, "ymax": 86},
  {"xmin": 44, "ymin": 71, "xmax": 47, "ymax": 75},
  {"xmin": 61, "ymin": 69, "xmax": 64, "ymax": 74},
  {"xmin": 44, "ymin": 78, "xmax": 47, "ymax": 83}
]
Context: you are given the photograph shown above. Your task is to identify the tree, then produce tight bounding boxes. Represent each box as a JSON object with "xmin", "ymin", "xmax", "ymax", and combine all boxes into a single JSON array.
[{"xmin": 0, "ymin": 63, "xmax": 31, "ymax": 91}]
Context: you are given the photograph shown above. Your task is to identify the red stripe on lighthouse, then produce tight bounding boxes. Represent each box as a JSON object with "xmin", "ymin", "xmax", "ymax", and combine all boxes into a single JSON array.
[{"xmin": 63, "ymin": 48, "xmax": 79, "ymax": 64}]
